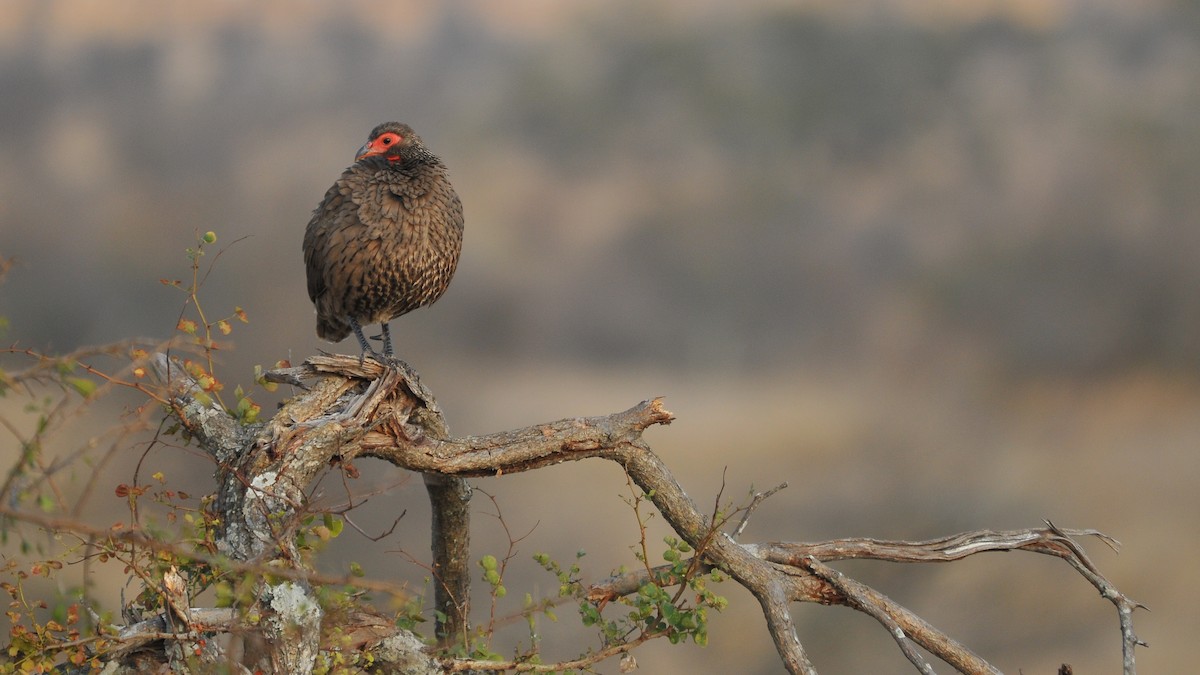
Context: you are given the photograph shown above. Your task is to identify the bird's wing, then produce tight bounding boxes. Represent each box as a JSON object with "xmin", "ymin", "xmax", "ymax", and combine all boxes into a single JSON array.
[{"xmin": 303, "ymin": 180, "xmax": 353, "ymax": 303}]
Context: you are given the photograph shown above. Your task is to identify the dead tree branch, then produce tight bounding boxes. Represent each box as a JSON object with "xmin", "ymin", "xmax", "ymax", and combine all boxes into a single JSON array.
[{"xmin": 119, "ymin": 354, "xmax": 1143, "ymax": 674}]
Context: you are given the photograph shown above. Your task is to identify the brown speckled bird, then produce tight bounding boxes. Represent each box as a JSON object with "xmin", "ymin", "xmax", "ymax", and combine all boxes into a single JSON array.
[{"xmin": 304, "ymin": 122, "xmax": 464, "ymax": 357}]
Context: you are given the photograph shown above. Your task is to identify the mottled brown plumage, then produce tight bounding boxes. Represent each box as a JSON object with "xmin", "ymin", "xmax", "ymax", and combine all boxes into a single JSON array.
[{"xmin": 304, "ymin": 122, "xmax": 464, "ymax": 356}]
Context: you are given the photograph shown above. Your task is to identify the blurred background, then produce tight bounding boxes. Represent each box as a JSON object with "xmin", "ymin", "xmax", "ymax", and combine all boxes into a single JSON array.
[{"xmin": 1, "ymin": 0, "xmax": 1197, "ymax": 672}]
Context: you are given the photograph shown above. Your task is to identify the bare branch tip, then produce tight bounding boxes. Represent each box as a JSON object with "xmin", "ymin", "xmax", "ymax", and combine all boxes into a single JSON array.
[{"xmin": 648, "ymin": 397, "xmax": 675, "ymax": 423}]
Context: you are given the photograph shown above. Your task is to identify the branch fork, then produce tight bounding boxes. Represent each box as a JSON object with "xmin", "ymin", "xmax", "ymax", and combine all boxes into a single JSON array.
[{"xmin": 130, "ymin": 354, "xmax": 1146, "ymax": 674}]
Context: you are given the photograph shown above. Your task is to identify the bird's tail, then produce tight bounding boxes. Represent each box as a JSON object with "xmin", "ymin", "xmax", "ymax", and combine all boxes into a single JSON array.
[{"xmin": 316, "ymin": 314, "xmax": 352, "ymax": 343}]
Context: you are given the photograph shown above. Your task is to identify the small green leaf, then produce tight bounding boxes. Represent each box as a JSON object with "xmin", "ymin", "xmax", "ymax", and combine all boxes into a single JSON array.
[
  {"xmin": 66, "ymin": 377, "xmax": 95, "ymax": 398},
  {"xmin": 324, "ymin": 513, "xmax": 344, "ymax": 537}
]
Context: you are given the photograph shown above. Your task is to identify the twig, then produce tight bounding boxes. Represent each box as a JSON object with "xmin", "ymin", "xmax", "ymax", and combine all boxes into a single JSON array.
[
  {"xmin": 733, "ymin": 481, "xmax": 788, "ymax": 538},
  {"xmin": 446, "ymin": 630, "xmax": 662, "ymax": 672},
  {"xmin": 1041, "ymin": 520, "xmax": 1145, "ymax": 674}
]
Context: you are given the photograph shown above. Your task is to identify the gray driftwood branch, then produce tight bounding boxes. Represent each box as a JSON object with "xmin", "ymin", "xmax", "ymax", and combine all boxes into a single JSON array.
[{"xmin": 125, "ymin": 353, "xmax": 1142, "ymax": 675}]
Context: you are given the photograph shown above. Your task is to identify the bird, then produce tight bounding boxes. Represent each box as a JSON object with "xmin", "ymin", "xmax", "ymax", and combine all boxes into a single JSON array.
[{"xmin": 303, "ymin": 122, "xmax": 464, "ymax": 358}]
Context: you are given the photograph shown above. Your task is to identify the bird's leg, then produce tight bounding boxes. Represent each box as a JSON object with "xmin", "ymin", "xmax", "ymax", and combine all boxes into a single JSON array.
[
  {"xmin": 381, "ymin": 323, "xmax": 393, "ymax": 356},
  {"xmin": 349, "ymin": 318, "xmax": 376, "ymax": 359}
]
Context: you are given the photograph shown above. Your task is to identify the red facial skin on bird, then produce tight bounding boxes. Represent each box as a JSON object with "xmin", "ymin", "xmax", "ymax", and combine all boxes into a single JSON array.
[{"xmin": 355, "ymin": 132, "xmax": 405, "ymax": 162}]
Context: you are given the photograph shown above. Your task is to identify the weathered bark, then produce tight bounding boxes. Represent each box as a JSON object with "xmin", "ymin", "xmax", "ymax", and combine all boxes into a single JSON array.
[
  {"xmin": 424, "ymin": 473, "xmax": 472, "ymax": 644},
  {"xmin": 119, "ymin": 353, "xmax": 1143, "ymax": 675}
]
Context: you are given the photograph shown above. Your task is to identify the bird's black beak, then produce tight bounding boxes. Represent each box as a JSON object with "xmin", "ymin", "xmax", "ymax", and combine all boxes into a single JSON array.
[{"xmin": 354, "ymin": 142, "xmax": 372, "ymax": 162}]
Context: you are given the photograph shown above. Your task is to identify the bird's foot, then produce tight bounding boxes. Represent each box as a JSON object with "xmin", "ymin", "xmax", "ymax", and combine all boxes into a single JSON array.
[
  {"xmin": 350, "ymin": 319, "xmax": 384, "ymax": 364},
  {"xmin": 380, "ymin": 323, "xmax": 394, "ymax": 357}
]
